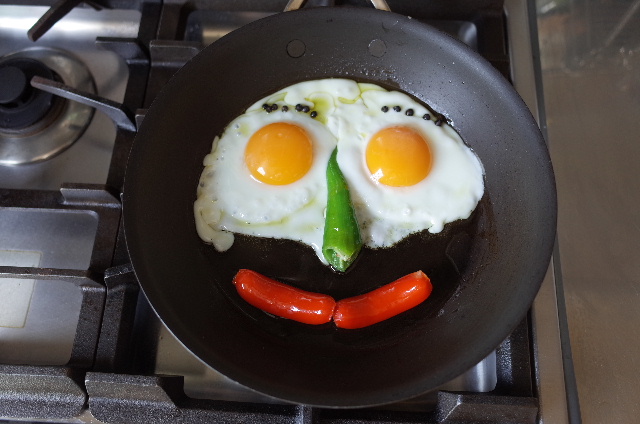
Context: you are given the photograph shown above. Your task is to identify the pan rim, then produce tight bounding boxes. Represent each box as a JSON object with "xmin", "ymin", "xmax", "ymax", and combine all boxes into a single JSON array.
[{"xmin": 123, "ymin": 7, "xmax": 557, "ymax": 408}]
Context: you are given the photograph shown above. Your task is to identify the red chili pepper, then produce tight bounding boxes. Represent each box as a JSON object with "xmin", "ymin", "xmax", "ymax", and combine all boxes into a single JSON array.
[
  {"xmin": 333, "ymin": 271, "xmax": 432, "ymax": 329},
  {"xmin": 232, "ymin": 269, "xmax": 336, "ymax": 325}
]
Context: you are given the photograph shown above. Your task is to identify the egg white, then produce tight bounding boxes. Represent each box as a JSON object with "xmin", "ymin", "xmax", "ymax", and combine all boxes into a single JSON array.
[
  {"xmin": 194, "ymin": 105, "xmax": 337, "ymax": 259},
  {"xmin": 335, "ymin": 89, "xmax": 485, "ymax": 248}
]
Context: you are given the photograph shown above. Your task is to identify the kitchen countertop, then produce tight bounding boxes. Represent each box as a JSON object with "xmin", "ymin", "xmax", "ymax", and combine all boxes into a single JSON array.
[{"xmin": 536, "ymin": 0, "xmax": 640, "ymax": 422}]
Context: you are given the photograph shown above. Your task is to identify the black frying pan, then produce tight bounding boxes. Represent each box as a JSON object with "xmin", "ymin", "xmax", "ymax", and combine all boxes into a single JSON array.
[{"xmin": 122, "ymin": 6, "xmax": 556, "ymax": 407}]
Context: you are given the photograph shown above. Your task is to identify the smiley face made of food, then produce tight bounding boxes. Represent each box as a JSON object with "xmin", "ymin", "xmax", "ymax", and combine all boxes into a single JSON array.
[{"xmin": 193, "ymin": 79, "xmax": 484, "ymax": 328}]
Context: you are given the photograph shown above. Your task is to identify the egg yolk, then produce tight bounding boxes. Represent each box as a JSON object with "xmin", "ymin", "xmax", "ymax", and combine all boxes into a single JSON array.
[
  {"xmin": 366, "ymin": 126, "xmax": 432, "ymax": 187},
  {"xmin": 245, "ymin": 122, "xmax": 314, "ymax": 185}
]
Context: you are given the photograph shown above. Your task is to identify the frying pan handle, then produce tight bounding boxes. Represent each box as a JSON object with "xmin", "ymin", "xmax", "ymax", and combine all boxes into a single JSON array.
[{"xmin": 284, "ymin": 0, "xmax": 391, "ymax": 12}]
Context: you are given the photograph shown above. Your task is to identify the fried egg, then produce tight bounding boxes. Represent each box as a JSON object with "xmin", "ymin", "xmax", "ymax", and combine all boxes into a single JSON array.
[
  {"xmin": 194, "ymin": 104, "xmax": 337, "ymax": 261},
  {"xmin": 194, "ymin": 78, "xmax": 484, "ymax": 264},
  {"xmin": 335, "ymin": 88, "xmax": 485, "ymax": 247}
]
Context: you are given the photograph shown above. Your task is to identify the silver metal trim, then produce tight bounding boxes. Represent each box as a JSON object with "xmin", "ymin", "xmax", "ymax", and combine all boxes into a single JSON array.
[
  {"xmin": 504, "ymin": 0, "xmax": 570, "ymax": 423},
  {"xmin": 284, "ymin": 0, "xmax": 390, "ymax": 12}
]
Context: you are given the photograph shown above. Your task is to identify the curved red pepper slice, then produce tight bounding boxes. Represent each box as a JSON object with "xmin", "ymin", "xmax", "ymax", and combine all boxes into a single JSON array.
[
  {"xmin": 333, "ymin": 271, "xmax": 432, "ymax": 329},
  {"xmin": 233, "ymin": 269, "xmax": 432, "ymax": 328},
  {"xmin": 233, "ymin": 269, "xmax": 336, "ymax": 325}
]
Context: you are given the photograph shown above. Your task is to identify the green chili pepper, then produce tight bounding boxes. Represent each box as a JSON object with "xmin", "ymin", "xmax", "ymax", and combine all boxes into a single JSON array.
[{"xmin": 322, "ymin": 148, "xmax": 362, "ymax": 272}]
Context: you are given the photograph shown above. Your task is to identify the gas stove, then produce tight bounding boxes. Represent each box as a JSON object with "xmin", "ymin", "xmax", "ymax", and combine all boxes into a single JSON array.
[{"xmin": 0, "ymin": 1, "xmax": 572, "ymax": 422}]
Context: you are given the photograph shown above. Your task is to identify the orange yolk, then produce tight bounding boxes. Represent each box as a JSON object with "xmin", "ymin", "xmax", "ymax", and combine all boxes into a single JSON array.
[
  {"xmin": 366, "ymin": 126, "xmax": 432, "ymax": 187},
  {"xmin": 244, "ymin": 122, "xmax": 314, "ymax": 185}
]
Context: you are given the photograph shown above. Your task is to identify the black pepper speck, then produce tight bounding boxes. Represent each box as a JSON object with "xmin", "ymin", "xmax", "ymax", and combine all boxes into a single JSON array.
[
  {"xmin": 295, "ymin": 104, "xmax": 303, "ymax": 112},
  {"xmin": 310, "ymin": 111, "xmax": 318, "ymax": 118},
  {"xmin": 423, "ymin": 113, "xmax": 431, "ymax": 120},
  {"xmin": 281, "ymin": 105, "xmax": 289, "ymax": 112},
  {"xmin": 302, "ymin": 106, "xmax": 310, "ymax": 113},
  {"xmin": 405, "ymin": 108, "xmax": 414, "ymax": 116},
  {"xmin": 393, "ymin": 106, "xmax": 401, "ymax": 112},
  {"xmin": 381, "ymin": 106, "xmax": 389, "ymax": 112}
]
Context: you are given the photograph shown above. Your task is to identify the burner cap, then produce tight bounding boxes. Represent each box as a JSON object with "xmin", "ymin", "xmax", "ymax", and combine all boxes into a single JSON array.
[
  {"xmin": 0, "ymin": 58, "xmax": 57, "ymax": 130},
  {"xmin": 0, "ymin": 47, "xmax": 95, "ymax": 165}
]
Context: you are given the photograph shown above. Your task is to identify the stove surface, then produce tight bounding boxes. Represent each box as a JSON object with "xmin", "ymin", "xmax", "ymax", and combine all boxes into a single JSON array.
[
  {"xmin": 0, "ymin": 1, "xmax": 571, "ymax": 422},
  {"xmin": 0, "ymin": 6, "xmax": 139, "ymax": 190}
]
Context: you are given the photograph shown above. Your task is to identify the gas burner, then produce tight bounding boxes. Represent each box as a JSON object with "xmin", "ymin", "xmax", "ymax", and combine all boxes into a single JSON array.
[
  {"xmin": 0, "ymin": 58, "xmax": 62, "ymax": 131},
  {"xmin": 0, "ymin": 47, "xmax": 94, "ymax": 166}
]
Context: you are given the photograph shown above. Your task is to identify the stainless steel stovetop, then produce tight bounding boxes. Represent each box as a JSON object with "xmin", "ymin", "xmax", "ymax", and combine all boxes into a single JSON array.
[{"xmin": 0, "ymin": 1, "xmax": 574, "ymax": 422}]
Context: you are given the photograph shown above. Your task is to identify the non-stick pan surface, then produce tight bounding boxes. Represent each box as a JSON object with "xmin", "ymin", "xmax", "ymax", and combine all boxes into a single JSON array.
[{"xmin": 123, "ymin": 7, "xmax": 556, "ymax": 407}]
